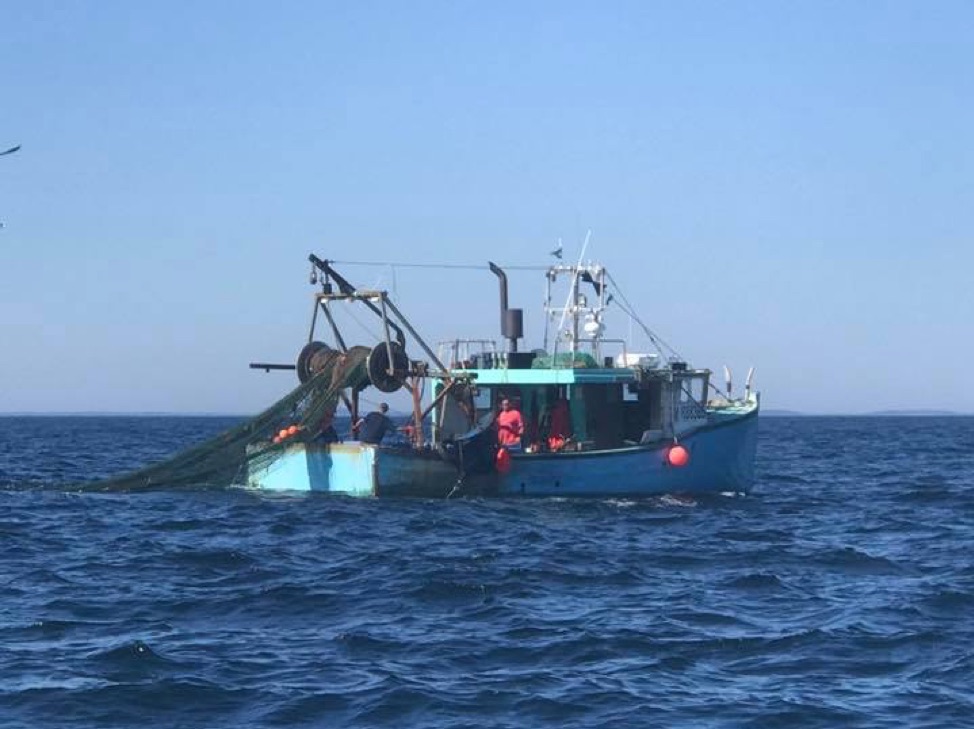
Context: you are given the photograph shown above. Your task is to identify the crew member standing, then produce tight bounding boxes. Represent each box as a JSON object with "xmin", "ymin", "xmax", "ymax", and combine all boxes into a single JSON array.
[
  {"xmin": 313, "ymin": 410, "xmax": 340, "ymax": 444},
  {"xmin": 496, "ymin": 397, "xmax": 524, "ymax": 450},
  {"xmin": 354, "ymin": 403, "xmax": 396, "ymax": 444}
]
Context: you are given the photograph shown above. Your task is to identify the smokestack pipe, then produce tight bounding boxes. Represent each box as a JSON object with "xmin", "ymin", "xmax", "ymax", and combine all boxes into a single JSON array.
[
  {"xmin": 488, "ymin": 261, "xmax": 508, "ymax": 313},
  {"xmin": 488, "ymin": 261, "xmax": 523, "ymax": 353}
]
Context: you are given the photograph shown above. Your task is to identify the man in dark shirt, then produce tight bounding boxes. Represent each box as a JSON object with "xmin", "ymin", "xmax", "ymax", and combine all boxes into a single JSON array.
[
  {"xmin": 312, "ymin": 410, "xmax": 340, "ymax": 444},
  {"xmin": 355, "ymin": 403, "xmax": 395, "ymax": 444}
]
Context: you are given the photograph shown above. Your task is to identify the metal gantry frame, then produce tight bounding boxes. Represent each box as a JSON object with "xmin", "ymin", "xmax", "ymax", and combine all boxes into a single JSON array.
[
  {"xmin": 307, "ymin": 255, "xmax": 450, "ymax": 376},
  {"xmin": 305, "ymin": 256, "xmax": 476, "ymax": 442},
  {"xmin": 543, "ymin": 263, "xmax": 608, "ymax": 358}
]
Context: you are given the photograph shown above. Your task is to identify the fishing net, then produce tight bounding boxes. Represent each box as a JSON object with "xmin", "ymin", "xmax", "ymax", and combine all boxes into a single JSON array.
[
  {"xmin": 85, "ymin": 346, "xmax": 372, "ymax": 491},
  {"xmin": 531, "ymin": 351, "xmax": 600, "ymax": 369}
]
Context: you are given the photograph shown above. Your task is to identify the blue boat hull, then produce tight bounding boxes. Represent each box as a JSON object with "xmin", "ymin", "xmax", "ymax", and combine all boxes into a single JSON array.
[
  {"xmin": 247, "ymin": 442, "xmax": 460, "ymax": 497},
  {"xmin": 246, "ymin": 408, "xmax": 757, "ymax": 497},
  {"xmin": 498, "ymin": 411, "xmax": 758, "ymax": 497}
]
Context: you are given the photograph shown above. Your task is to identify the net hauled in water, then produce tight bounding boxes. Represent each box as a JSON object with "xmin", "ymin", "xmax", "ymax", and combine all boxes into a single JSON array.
[{"xmin": 85, "ymin": 347, "xmax": 371, "ymax": 491}]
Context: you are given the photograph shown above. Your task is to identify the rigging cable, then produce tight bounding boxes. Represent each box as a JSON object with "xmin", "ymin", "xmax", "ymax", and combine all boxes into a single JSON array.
[
  {"xmin": 334, "ymin": 299, "xmax": 383, "ymax": 343},
  {"xmin": 604, "ymin": 271, "xmax": 684, "ymax": 361}
]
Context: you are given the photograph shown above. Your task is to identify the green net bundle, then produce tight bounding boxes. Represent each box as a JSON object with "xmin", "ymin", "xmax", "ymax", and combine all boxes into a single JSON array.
[
  {"xmin": 86, "ymin": 346, "xmax": 371, "ymax": 491},
  {"xmin": 531, "ymin": 351, "xmax": 600, "ymax": 369}
]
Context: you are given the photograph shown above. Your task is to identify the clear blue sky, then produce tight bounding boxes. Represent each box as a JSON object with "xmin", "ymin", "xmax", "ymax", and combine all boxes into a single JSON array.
[{"xmin": 2, "ymin": 1, "xmax": 972, "ymax": 414}]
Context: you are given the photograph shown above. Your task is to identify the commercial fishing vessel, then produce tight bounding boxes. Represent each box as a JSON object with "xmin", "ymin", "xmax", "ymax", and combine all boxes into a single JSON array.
[{"xmin": 243, "ymin": 254, "xmax": 759, "ymax": 498}]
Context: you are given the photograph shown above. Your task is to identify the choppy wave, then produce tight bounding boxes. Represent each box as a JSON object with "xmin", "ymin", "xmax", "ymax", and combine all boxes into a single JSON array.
[{"xmin": 1, "ymin": 416, "xmax": 973, "ymax": 727}]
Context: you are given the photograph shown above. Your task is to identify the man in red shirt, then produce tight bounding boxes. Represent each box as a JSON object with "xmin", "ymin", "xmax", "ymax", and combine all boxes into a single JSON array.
[
  {"xmin": 496, "ymin": 398, "xmax": 524, "ymax": 450},
  {"xmin": 546, "ymin": 396, "xmax": 571, "ymax": 452}
]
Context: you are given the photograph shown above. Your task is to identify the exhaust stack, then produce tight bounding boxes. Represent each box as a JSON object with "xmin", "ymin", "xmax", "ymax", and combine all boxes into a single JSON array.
[{"xmin": 488, "ymin": 261, "xmax": 523, "ymax": 353}]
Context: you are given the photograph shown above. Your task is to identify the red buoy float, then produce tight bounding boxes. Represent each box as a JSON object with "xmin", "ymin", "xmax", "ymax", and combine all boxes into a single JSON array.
[
  {"xmin": 667, "ymin": 444, "xmax": 690, "ymax": 467},
  {"xmin": 547, "ymin": 435, "xmax": 566, "ymax": 452},
  {"xmin": 495, "ymin": 447, "xmax": 512, "ymax": 474}
]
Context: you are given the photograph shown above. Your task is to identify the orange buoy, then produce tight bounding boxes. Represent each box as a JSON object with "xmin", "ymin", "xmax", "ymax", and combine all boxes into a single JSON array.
[
  {"xmin": 278, "ymin": 428, "xmax": 290, "ymax": 440},
  {"xmin": 547, "ymin": 435, "xmax": 566, "ymax": 452},
  {"xmin": 287, "ymin": 425, "xmax": 299, "ymax": 436},
  {"xmin": 495, "ymin": 447, "xmax": 512, "ymax": 474},
  {"xmin": 667, "ymin": 444, "xmax": 690, "ymax": 467},
  {"xmin": 272, "ymin": 435, "xmax": 282, "ymax": 444}
]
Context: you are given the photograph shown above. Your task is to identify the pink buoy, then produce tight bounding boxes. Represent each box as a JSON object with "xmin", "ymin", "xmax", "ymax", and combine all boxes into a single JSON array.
[{"xmin": 667, "ymin": 444, "xmax": 690, "ymax": 467}]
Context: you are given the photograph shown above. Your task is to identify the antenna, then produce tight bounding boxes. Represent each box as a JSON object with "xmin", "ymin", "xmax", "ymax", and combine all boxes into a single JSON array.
[{"xmin": 556, "ymin": 229, "xmax": 591, "ymax": 351}]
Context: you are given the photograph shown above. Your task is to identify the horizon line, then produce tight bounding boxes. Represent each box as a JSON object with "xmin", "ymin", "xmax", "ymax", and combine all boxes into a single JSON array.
[{"xmin": 1, "ymin": 409, "xmax": 971, "ymax": 418}]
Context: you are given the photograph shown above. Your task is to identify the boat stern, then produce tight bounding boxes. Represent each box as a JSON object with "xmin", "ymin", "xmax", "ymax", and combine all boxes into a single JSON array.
[{"xmin": 247, "ymin": 442, "xmax": 379, "ymax": 496}]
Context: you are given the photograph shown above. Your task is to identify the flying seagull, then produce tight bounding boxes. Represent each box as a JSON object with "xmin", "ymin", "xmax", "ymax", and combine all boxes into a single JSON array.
[{"xmin": 549, "ymin": 239, "xmax": 563, "ymax": 259}]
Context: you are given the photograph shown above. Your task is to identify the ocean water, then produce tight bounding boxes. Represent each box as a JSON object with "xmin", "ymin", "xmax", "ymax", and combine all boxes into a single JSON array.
[{"xmin": 1, "ymin": 415, "xmax": 972, "ymax": 728}]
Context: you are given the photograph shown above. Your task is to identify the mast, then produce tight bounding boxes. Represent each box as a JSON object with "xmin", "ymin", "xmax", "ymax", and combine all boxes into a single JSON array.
[{"xmin": 544, "ymin": 262, "xmax": 608, "ymax": 361}]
